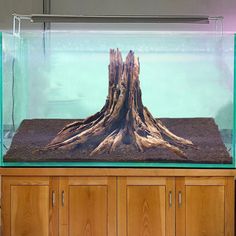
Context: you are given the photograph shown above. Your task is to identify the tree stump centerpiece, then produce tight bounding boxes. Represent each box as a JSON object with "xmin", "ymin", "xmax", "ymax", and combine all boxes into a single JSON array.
[{"xmin": 44, "ymin": 49, "xmax": 193, "ymax": 158}]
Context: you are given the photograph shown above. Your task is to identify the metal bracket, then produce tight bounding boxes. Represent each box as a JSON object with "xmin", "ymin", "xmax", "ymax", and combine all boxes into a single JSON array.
[
  {"xmin": 13, "ymin": 15, "xmax": 20, "ymax": 37},
  {"xmin": 13, "ymin": 14, "xmax": 31, "ymax": 37},
  {"xmin": 209, "ymin": 16, "xmax": 224, "ymax": 35}
]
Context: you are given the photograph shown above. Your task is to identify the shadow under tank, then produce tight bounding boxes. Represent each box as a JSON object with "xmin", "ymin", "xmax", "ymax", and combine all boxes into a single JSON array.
[{"xmin": 2, "ymin": 31, "xmax": 235, "ymax": 167}]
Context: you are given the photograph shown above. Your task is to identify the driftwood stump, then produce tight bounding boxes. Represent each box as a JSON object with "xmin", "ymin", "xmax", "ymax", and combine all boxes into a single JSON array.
[{"xmin": 44, "ymin": 49, "xmax": 193, "ymax": 158}]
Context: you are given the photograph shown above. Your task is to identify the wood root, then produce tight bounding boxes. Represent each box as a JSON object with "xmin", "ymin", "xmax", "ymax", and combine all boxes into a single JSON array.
[{"xmin": 43, "ymin": 49, "xmax": 194, "ymax": 158}]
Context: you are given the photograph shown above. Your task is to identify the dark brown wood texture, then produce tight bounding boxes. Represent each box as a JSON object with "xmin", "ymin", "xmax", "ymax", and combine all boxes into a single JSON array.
[{"xmin": 43, "ymin": 49, "xmax": 193, "ymax": 158}]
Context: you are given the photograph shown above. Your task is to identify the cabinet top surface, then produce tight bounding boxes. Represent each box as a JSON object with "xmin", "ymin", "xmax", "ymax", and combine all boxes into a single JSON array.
[{"xmin": 0, "ymin": 168, "xmax": 236, "ymax": 176}]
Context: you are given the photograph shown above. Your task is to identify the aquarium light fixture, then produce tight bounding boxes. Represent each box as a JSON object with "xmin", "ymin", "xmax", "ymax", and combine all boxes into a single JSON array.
[{"xmin": 13, "ymin": 14, "xmax": 224, "ymax": 36}]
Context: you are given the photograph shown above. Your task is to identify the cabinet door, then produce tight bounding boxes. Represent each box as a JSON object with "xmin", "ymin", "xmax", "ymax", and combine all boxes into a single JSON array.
[
  {"xmin": 176, "ymin": 177, "xmax": 234, "ymax": 236},
  {"xmin": 118, "ymin": 177, "xmax": 175, "ymax": 236},
  {"xmin": 59, "ymin": 177, "xmax": 116, "ymax": 236},
  {"xmin": 2, "ymin": 176, "xmax": 58, "ymax": 236}
]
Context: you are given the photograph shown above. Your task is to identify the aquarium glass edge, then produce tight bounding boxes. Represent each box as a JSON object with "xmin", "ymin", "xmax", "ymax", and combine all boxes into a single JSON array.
[
  {"xmin": 233, "ymin": 33, "xmax": 236, "ymax": 168},
  {"xmin": 0, "ymin": 32, "xmax": 2, "ymax": 166},
  {"xmin": 1, "ymin": 161, "xmax": 235, "ymax": 168},
  {"xmin": 1, "ymin": 32, "xmax": 236, "ymax": 169}
]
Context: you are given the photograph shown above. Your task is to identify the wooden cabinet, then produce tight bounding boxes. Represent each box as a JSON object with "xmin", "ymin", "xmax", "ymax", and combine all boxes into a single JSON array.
[
  {"xmin": 59, "ymin": 177, "xmax": 116, "ymax": 236},
  {"xmin": 117, "ymin": 176, "xmax": 234, "ymax": 236},
  {"xmin": 1, "ymin": 169, "xmax": 235, "ymax": 236},
  {"xmin": 2, "ymin": 176, "xmax": 116, "ymax": 236},
  {"xmin": 176, "ymin": 177, "xmax": 234, "ymax": 236},
  {"xmin": 2, "ymin": 177, "xmax": 58, "ymax": 236},
  {"xmin": 118, "ymin": 177, "xmax": 175, "ymax": 236}
]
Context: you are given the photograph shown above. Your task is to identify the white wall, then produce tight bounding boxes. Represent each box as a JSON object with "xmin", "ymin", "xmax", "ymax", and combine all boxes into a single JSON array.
[
  {"xmin": 51, "ymin": 0, "xmax": 236, "ymax": 31},
  {"xmin": 0, "ymin": 0, "xmax": 235, "ymax": 31},
  {"xmin": 0, "ymin": 0, "xmax": 43, "ymax": 30}
]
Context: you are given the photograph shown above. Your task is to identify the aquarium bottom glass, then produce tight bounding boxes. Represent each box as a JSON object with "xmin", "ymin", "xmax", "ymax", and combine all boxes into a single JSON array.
[{"xmin": 4, "ymin": 118, "xmax": 232, "ymax": 164}]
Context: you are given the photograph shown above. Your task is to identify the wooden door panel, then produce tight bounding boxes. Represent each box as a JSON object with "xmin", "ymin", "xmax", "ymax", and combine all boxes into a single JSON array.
[
  {"xmin": 127, "ymin": 185, "xmax": 166, "ymax": 236},
  {"xmin": 59, "ymin": 177, "xmax": 116, "ymax": 236},
  {"xmin": 118, "ymin": 177, "xmax": 175, "ymax": 236},
  {"xmin": 186, "ymin": 185, "xmax": 224, "ymax": 236},
  {"xmin": 2, "ymin": 177, "xmax": 58, "ymax": 236},
  {"xmin": 176, "ymin": 177, "xmax": 234, "ymax": 236},
  {"xmin": 69, "ymin": 185, "xmax": 107, "ymax": 236},
  {"xmin": 11, "ymin": 185, "xmax": 49, "ymax": 236}
]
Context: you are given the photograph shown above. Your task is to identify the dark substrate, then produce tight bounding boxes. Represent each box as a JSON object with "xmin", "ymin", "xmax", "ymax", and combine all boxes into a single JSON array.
[{"xmin": 4, "ymin": 118, "xmax": 232, "ymax": 164}]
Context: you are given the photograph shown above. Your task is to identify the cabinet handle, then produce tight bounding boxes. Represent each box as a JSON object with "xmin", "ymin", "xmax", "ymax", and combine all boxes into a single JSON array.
[
  {"xmin": 169, "ymin": 191, "xmax": 172, "ymax": 207},
  {"xmin": 62, "ymin": 191, "xmax": 65, "ymax": 207},
  {"xmin": 178, "ymin": 191, "xmax": 182, "ymax": 207},
  {"xmin": 52, "ymin": 191, "xmax": 55, "ymax": 208}
]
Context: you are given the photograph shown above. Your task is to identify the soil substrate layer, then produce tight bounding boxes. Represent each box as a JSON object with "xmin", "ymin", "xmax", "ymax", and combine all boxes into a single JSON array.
[{"xmin": 4, "ymin": 118, "xmax": 232, "ymax": 164}]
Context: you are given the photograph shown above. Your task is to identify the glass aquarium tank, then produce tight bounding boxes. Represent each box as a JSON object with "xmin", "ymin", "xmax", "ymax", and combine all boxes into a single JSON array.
[{"xmin": 0, "ymin": 23, "xmax": 235, "ymax": 167}]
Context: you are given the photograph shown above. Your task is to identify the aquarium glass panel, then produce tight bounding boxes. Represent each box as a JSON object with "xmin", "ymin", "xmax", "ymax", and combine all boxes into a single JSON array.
[{"xmin": 1, "ymin": 31, "xmax": 235, "ymax": 168}]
